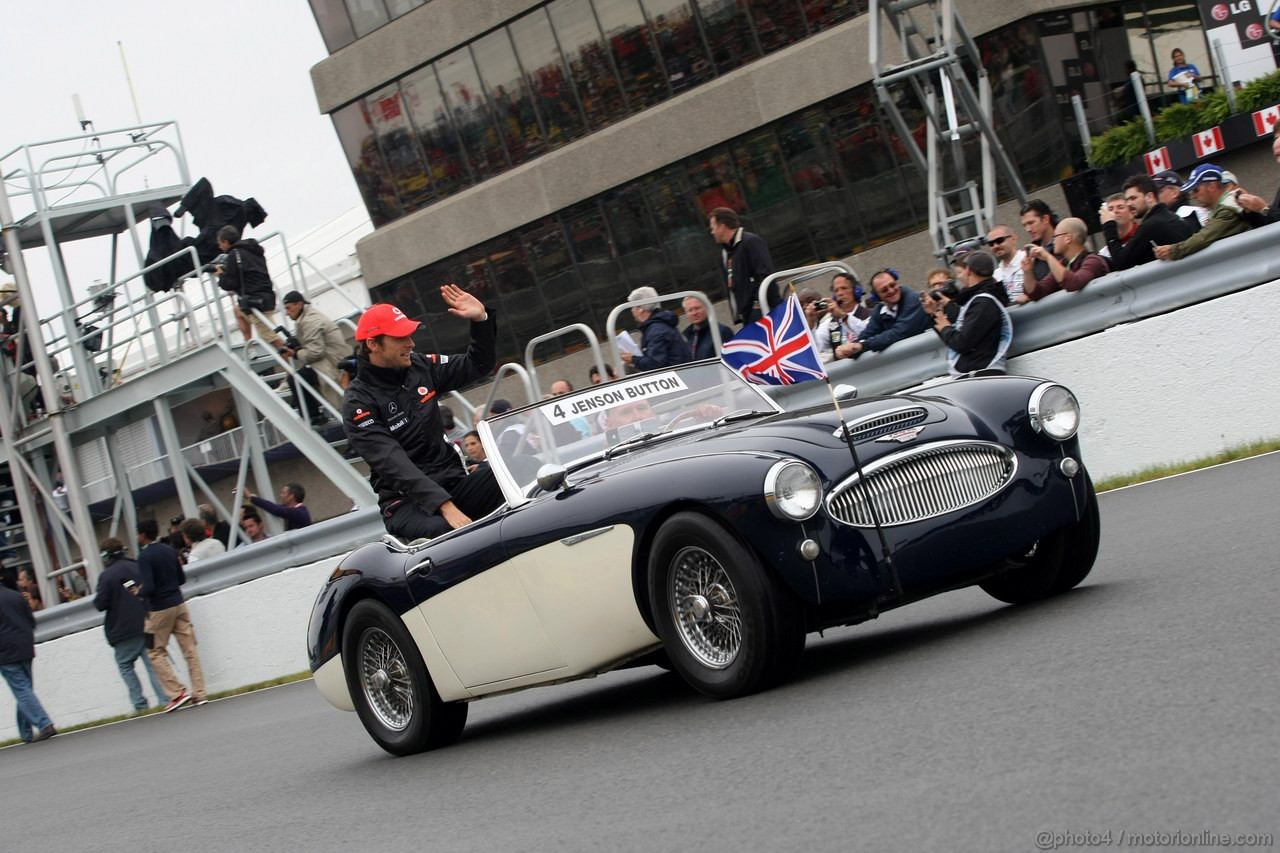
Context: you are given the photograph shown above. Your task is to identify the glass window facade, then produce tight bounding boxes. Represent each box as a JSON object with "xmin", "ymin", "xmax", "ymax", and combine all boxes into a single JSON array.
[
  {"xmin": 369, "ymin": 16, "xmax": 1068, "ymax": 377},
  {"xmin": 327, "ymin": 0, "xmax": 880, "ymax": 224}
]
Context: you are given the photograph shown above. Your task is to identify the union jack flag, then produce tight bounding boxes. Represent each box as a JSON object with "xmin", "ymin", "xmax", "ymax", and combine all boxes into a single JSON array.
[{"xmin": 721, "ymin": 293, "xmax": 827, "ymax": 386}]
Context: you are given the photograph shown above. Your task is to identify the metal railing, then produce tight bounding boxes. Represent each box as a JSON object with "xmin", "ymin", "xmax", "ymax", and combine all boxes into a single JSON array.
[{"xmin": 767, "ymin": 222, "xmax": 1280, "ymax": 409}]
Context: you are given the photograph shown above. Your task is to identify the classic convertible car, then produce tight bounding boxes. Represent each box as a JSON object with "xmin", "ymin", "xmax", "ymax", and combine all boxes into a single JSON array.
[{"xmin": 307, "ymin": 361, "xmax": 1099, "ymax": 755}]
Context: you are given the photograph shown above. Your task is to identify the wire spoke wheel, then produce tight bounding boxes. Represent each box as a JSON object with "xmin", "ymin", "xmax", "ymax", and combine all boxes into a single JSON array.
[
  {"xmin": 358, "ymin": 626, "xmax": 414, "ymax": 731},
  {"xmin": 669, "ymin": 545, "xmax": 743, "ymax": 669}
]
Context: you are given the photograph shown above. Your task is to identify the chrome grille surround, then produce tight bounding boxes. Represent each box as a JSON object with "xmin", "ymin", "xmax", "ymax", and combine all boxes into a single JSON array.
[
  {"xmin": 832, "ymin": 406, "xmax": 929, "ymax": 443},
  {"xmin": 825, "ymin": 440, "xmax": 1017, "ymax": 527}
]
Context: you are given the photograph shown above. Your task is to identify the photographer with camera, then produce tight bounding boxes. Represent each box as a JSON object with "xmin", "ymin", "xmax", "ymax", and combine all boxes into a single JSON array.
[
  {"xmin": 1019, "ymin": 218, "xmax": 1109, "ymax": 302},
  {"xmin": 814, "ymin": 272, "xmax": 868, "ymax": 364},
  {"xmin": 923, "ymin": 251, "xmax": 1012, "ymax": 378},
  {"xmin": 280, "ymin": 291, "xmax": 348, "ymax": 425},
  {"xmin": 214, "ymin": 226, "xmax": 280, "ymax": 347}
]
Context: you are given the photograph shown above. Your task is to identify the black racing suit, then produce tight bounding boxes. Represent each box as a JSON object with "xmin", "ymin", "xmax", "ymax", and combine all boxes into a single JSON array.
[{"xmin": 342, "ymin": 313, "xmax": 501, "ymax": 539}]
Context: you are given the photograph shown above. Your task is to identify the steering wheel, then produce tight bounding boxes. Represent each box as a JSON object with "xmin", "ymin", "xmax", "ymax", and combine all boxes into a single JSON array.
[{"xmin": 664, "ymin": 410, "xmax": 703, "ymax": 431}]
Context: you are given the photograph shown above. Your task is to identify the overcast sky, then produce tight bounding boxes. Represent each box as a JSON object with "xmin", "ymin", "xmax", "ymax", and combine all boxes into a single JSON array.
[{"xmin": 0, "ymin": 1, "xmax": 364, "ymax": 323}]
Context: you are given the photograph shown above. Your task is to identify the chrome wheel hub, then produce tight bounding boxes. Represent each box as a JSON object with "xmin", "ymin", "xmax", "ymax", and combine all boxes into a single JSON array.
[
  {"xmin": 358, "ymin": 627, "xmax": 414, "ymax": 731},
  {"xmin": 669, "ymin": 546, "xmax": 742, "ymax": 669}
]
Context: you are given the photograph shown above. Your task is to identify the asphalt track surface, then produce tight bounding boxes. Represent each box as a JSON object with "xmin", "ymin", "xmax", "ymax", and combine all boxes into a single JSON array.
[{"xmin": 3, "ymin": 456, "xmax": 1277, "ymax": 853}]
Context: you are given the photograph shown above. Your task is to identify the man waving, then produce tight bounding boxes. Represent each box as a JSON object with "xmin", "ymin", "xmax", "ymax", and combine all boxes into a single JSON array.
[{"xmin": 343, "ymin": 286, "xmax": 502, "ymax": 540}]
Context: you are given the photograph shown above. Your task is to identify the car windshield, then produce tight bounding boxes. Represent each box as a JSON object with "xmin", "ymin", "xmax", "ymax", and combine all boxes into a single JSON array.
[{"xmin": 481, "ymin": 361, "xmax": 779, "ymax": 499}]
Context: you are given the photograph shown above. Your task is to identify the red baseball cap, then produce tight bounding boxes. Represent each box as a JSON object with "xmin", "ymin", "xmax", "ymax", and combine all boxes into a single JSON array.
[{"xmin": 355, "ymin": 303, "xmax": 421, "ymax": 341}]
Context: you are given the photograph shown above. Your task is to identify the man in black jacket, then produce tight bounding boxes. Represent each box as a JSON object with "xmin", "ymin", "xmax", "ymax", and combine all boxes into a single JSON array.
[
  {"xmin": 343, "ymin": 288, "xmax": 502, "ymax": 540},
  {"xmin": 924, "ymin": 252, "xmax": 1013, "ymax": 377},
  {"xmin": 136, "ymin": 519, "xmax": 207, "ymax": 712},
  {"xmin": 1099, "ymin": 174, "xmax": 1194, "ymax": 270},
  {"xmin": 0, "ymin": 562, "xmax": 56, "ymax": 742},
  {"xmin": 621, "ymin": 287, "xmax": 693, "ymax": 372},
  {"xmin": 835, "ymin": 270, "xmax": 931, "ymax": 359},
  {"xmin": 681, "ymin": 295, "xmax": 735, "ymax": 361},
  {"xmin": 709, "ymin": 207, "xmax": 775, "ymax": 325},
  {"xmin": 94, "ymin": 538, "xmax": 167, "ymax": 711},
  {"xmin": 215, "ymin": 225, "xmax": 280, "ymax": 346}
]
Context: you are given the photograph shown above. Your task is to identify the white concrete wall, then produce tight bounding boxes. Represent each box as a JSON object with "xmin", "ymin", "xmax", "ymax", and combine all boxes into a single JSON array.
[
  {"xmin": 1, "ymin": 557, "xmax": 342, "ymax": 732},
  {"xmin": 1011, "ymin": 280, "xmax": 1280, "ymax": 481},
  {"xmin": 4, "ymin": 281, "xmax": 1278, "ymax": 733}
]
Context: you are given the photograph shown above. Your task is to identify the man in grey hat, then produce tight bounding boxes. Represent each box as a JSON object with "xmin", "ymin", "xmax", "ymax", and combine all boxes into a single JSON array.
[
  {"xmin": 1152, "ymin": 170, "xmax": 1206, "ymax": 231},
  {"xmin": 1153, "ymin": 164, "xmax": 1252, "ymax": 262},
  {"xmin": 922, "ymin": 251, "xmax": 1013, "ymax": 378},
  {"xmin": 281, "ymin": 291, "xmax": 349, "ymax": 423}
]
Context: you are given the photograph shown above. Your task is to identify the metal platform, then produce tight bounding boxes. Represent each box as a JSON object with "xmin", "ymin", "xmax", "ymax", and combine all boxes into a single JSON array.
[{"xmin": 11, "ymin": 186, "xmax": 186, "ymax": 248}]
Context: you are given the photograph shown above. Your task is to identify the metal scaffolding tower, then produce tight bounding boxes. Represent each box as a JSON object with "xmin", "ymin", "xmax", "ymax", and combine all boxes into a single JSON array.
[
  {"xmin": 0, "ymin": 122, "xmax": 375, "ymax": 609},
  {"xmin": 869, "ymin": 0, "xmax": 1029, "ymax": 255}
]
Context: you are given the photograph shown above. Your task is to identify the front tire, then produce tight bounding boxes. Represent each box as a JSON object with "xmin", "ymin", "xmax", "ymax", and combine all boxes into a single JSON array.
[
  {"xmin": 342, "ymin": 600, "xmax": 467, "ymax": 756},
  {"xmin": 980, "ymin": 479, "xmax": 1101, "ymax": 604},
  {"xmin": 648, "ymin": 512, "xmax": 804, "ymax": 699}
]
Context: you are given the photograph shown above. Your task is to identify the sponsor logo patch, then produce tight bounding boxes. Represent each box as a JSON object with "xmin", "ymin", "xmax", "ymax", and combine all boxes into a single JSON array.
[{"xmin": 351, "ymin": 407, "xmax": 374, "ymax": 424}]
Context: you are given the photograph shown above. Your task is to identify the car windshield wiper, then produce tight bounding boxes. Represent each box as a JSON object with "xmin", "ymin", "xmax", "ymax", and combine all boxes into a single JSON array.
[
  {"xmin": 603, "ymin": 430, "xmax": 663, "ymax": 460},
  {"xmin": 710, "ymin": 409, "xmax": 771, "ymax": 428}
]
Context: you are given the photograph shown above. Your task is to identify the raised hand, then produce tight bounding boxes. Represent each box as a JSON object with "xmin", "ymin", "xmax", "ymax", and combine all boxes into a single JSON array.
[{"xmin": 441, "ymin": 284, "xmax": 487, "ymax": 321}]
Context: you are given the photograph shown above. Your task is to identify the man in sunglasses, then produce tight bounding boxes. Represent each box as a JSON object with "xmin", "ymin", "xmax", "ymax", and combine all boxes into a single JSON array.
[
  {"xmin": 833, "ymin": 269, "xmax": 930, "ymax": 360},
  {"xmin": 985, "ymin": 226, "xmax": 1025, "ymax": 303}
]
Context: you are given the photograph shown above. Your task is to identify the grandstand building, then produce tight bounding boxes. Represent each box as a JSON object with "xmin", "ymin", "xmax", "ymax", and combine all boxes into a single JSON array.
[{"xmin": 306, "ymin": 0, "xmax": 1280, "ymax": 364}]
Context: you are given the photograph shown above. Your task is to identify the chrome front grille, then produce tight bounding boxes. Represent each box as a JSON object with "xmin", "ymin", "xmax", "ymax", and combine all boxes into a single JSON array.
[
  {"xmin": 833, "ymin": 406, "xmax": 928, "ymax": 443},
  {"xmin": 826, "ymin": 440, "xmax": 1016, "ymax": 527}
]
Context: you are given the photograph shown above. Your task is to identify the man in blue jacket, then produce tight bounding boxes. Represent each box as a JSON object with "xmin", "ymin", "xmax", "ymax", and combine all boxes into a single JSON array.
[
  {"xmin": 0, "ymin": 562, "xmax": 56, "ymax": 742},
  {"xmin": 94, "ymin": 538, "xmax": 168, "ymax": 712},
  {"xmin": 680, "ymin": 296, "xmax": 734, "ymax": 361},
  {"xmin": 136, "ymin": 519, "xmax": 207, "ymax": 712},
  {"xmin": 622, "ymin": 287, "xmax": 692, "ymax": 372},
  {"xmin": 833, "ymin": 269, "xmax": 931, "ymax": 360}
]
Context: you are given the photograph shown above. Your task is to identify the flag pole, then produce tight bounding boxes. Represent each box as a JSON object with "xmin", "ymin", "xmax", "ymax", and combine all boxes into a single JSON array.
[{"xmin": 787, "ymin": 281, "xmax": 902, "ymax": 599}]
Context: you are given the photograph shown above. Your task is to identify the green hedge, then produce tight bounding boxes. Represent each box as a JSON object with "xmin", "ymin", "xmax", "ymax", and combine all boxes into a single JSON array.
[{"xmin": 1088, "ymin": 70, "xmax": 1280, "ymax": 167}]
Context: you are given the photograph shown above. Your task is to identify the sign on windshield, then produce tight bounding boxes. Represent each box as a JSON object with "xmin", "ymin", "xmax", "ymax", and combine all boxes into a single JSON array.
[{"xmin": 482, "ymin": 362, "xmax": 777, "ymax": 499}]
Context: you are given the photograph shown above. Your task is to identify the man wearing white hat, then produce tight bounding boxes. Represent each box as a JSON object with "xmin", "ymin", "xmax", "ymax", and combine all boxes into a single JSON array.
[{"xmin": 1153, "ymin": 164, "xmax": 1252, "ymax": 261}]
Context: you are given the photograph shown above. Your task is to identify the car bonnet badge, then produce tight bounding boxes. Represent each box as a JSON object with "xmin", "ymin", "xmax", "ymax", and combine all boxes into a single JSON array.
[{"xmin": 876, "ymin": 426, "xmax": 925, "ymax": 443}]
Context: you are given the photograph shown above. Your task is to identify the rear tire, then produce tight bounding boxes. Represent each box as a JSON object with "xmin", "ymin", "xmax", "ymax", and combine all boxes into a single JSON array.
[
  {"xmin": 648, "ymin": 512, "xmax": 805, "ymax": 699},
  {"xmin": 343, "ymin": 600, "xmax": 467, "ymax": 756},
  {"xmin": 980, "ymin": 479, "xmax": 1101, "ymax": 604}
]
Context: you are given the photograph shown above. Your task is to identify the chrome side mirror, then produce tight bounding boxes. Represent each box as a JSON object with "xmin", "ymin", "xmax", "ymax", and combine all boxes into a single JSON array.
[
  {"xmin": 536, "ymin": 463, "xmax": 569, "ymax": 492},
  {"xmin": 833, "ymin": 384, "xmax": 858, "ymax": 402}
]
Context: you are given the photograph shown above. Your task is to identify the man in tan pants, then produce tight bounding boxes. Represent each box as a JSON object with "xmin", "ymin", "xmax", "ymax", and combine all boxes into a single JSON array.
[{"xmin": 136, "ymin": 519, "xmax": 207, "ymax": 712}]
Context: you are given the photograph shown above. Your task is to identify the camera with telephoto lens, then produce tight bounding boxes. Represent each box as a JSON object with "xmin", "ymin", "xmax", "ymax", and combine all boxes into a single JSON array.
[
  {"xmin": 274, "ymin": 326, "xmax": 303, "ymax": 353},
  {"xmin": 929, "ymin": 279, "xmax": 960, "ymax": 302}
]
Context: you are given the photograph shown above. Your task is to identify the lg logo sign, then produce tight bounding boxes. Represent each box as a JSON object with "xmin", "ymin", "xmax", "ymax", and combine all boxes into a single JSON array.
[
  {"xmin": 1212, "ymin": 0, "xmax": 1253, "ymax": 17},
  {"xmin": 1245, "ymin": 22, "xmax": 1263, "ymax": 39}
]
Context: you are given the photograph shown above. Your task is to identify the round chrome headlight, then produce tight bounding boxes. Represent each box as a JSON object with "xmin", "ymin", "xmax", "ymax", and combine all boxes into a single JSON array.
[
  {"xmin": 1028, "ymin": 383, "xmax": 1081, "ymax": 441},
  {"xmin": 764, "ymin": 461, "xmax": 822, "ymax": 521}
]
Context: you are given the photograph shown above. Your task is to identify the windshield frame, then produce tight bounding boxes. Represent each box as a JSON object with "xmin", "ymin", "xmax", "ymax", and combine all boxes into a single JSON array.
[{"xmin": 479, "ymin": 359, "xmax": 782, "ymax": 508}]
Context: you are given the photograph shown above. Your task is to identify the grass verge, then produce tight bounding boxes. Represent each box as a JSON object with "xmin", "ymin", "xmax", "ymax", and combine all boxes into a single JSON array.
[
  {"xmin": 1, "ymin": 670, "xmax": 312, "ymax": 749},
  {"xmin": 1095, "ymin": 438, "xmax": 1280, "ymax": 493}
]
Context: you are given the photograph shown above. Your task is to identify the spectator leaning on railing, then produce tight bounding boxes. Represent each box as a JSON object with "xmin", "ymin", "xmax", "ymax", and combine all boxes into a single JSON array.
[
  {"xmin": 1153, "ymin": 164, "xmax": 1252, "ymax": 262},
  {"xmin": 1099, "ymin": 174, "xmax": 1193, "ymax": 270},
  {"xmin": 1236, "ymin": 122, "xmax": 1280, "ymax": 227},
  {"xmin": 834, "ymin": 269, "xmax": 930, "ymax": 360},
  {"xmin": 1020, "ymin": 218, "xmax": 1110, "ymax": 302}
]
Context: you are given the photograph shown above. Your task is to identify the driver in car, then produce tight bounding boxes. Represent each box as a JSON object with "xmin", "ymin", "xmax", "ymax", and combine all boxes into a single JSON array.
[{"xmin": 343, "ymin": 288, "xmax": 504, "ymax": 540}]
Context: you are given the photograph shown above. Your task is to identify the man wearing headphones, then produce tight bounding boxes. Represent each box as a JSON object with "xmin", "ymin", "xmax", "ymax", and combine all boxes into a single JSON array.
[{"xmin": 833, "ymin": 269, "xmax": 931, "ymax": 360}]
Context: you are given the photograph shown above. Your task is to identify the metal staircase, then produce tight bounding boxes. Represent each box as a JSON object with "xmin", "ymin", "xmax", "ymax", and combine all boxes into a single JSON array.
[
  {"xmin": 0, "ymin": 122, "xmax": 375, "ymax": 609},
  {"xmin": 868, "ymin": 0, "xmax": 1028, "ymax": 255}
]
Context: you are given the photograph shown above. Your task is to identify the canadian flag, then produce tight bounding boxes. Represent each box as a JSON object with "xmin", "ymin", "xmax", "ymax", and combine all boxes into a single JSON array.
[
  {"xmin": 1192, "ymin": 126, "xmax": 1224, "ymax": 158},
  {"xmin": 1143, "ymin": 147, "xmax": 1171, "ymax": 174},
  {"xmin": 1252, "ymin": 105, "xmax": 1280, "ymax": 137}
]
